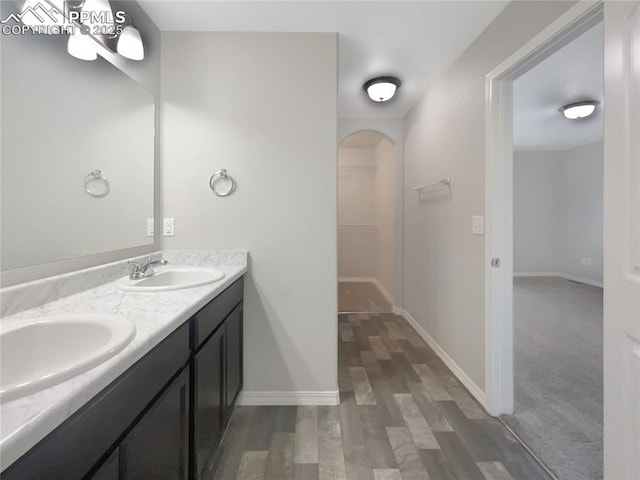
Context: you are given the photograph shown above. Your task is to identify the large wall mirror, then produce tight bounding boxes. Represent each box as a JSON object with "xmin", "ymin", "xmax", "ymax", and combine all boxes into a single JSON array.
[{"xmin": 1, "ymin": 6, "xmax": 155, "ymax": 272}]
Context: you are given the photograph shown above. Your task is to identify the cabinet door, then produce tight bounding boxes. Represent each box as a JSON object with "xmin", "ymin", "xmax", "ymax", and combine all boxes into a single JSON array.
[
  {"xmin": 123, "ymin": 368, "xmax": 189, "ymax": 480},
  {"xmin": 88, "ymin": 449, "xmax": 120, "ymax": 480},
  {"xmin": 225, "ymin": 305, "xmax": 243, "ymax": 413},
  {"xmin": 193, "ymin": 326, "xmax": 225, "ymax": 479}
]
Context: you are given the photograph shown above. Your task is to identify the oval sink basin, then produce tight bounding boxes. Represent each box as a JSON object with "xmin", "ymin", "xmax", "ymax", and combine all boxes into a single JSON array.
[
  {"xmin": 115, "ymin": 267, "xmax": 225, "ymax": 292},
  {"xmin": 0, "ymin": 314, "xmax": 136, "ymax": 403}
]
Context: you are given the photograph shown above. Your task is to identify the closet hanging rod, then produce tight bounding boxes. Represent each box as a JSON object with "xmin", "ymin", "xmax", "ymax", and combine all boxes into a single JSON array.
[{"xmin": 413, "ymin": 177, "xmax": 451, "ymax": 191}]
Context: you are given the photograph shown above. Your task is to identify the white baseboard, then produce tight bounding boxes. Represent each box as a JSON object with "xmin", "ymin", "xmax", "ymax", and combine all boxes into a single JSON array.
[
  {"xmin": 371, "ymin": 278, "xmax": 396, "ymax": 307},
  {"xmin": 236, "ymin": 390, "xmax": 340, "ymax": 406},
  {"xmin": 392, "ymin": 305, "xmax": 403, "ymax": 315},
  {"xmin": 514, "ymin": 271, "xmax": 603, "ymax": 288},
  {"xmin": 401, "ymin": 309, "xmax": 487, "ymax": 409}
]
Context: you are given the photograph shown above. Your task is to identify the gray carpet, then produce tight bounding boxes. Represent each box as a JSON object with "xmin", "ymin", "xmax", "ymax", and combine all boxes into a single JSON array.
[{"xmin": 502, "ymin": 277, "xmax": 603, "ymax": 480}]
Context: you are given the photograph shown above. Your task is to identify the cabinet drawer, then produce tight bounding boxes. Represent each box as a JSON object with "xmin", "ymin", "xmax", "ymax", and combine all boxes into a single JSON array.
[
  {"xmin": 2, "ymin": 323, "xmax": 190, "ymax": 480},
  {"xmin": 192, "ymin": 278, "xmax": 243, "ymax": 349}
]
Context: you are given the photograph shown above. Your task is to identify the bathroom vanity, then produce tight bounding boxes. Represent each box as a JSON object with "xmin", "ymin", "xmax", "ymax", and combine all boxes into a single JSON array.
[{"xmin": 0, "ymin": 253, "xmax": 247, "ymax": 480}]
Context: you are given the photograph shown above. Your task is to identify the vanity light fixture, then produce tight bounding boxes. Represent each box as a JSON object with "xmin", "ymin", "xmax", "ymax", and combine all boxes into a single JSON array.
[
  {"xmin": 363, "ymin": 76, "xmax": 401, "ymax": 103},
  {"xmin": 20, "ymin": 0, "xmax": 67, "ymax": 30},
  {"xmin": 80, "ymin": 0, "xmax": 113, "ymax": 29},
  {"xmin": 117, "ymin": 24, "xmax": 144, "ymax": 61},
  {"xmin": 560, "ymin": 101, "xmax": 599, "ymax": 120},
  {"xmin": 67, "ymin": 30, "xmax": 97, "ymax": 61}
]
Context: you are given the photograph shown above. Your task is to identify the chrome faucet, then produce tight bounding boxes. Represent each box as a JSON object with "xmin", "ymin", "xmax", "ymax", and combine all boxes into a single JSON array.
[{"xmin": 128, "ymin": 257, "xmax": 168, "ymax": 280}]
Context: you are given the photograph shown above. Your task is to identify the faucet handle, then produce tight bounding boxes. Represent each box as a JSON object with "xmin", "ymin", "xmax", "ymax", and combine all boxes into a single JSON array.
[{"xmin": 128, "ymin": 260, "xmax": 142, "ymax": 271}]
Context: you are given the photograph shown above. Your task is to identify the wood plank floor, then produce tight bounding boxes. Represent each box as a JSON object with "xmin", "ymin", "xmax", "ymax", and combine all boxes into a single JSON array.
[
  {"xmin": 209, "ymin": 314, "xmax": 551, "ymax": 480},
  {"xmin": 338, "ymin": 282, "xmax": 393, "ymax": 313}
]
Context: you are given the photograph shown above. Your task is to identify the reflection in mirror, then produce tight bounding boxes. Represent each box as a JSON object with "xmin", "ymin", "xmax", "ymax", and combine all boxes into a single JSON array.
[{"xmin": 1, "ymin": 14, "xmax": 155, "ymax": 272}]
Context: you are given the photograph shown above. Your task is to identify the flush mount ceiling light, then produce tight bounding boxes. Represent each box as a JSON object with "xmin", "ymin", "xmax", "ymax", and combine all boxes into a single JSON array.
[
  {"xmin": 363, "ymin": 76, "xmax": 401, "ymax": 103},
  {"xmin": 560, "ymin": 101, "xmax": 599, "ymax": 120}
]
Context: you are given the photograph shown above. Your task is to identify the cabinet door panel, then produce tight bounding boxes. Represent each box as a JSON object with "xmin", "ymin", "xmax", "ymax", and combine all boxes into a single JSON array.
[
  {"xmin": 193, "ymin": 327, "xmax": 225, "ymax": 479},
  {"xmin": 88, "ymin": 449, "xmax": 120, "ymax": 480},
  {"xmin": 124, "ymin": 368, "xmax": 189, "ymax": 480},
  {"xmin": 225, "ymin": 305, "xmax": 243, "ymax": 413}
]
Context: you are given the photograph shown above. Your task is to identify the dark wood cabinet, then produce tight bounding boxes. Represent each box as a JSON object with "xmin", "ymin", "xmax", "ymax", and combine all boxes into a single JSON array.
[
  {"xmin": 123, "ymin": 368, "xmax": 189, "ymax": 480},
  {"xmin": 192, "ymin": 283, "xmax": 244, "ymax": 480},
  {"xmin": 89, "ymin": 449, "xmax": 120, "ymax": 480},
  {"xmin": 225, "ymin": 305, "xmax": 243, "ymax": 414},
  {"xmin": 193, "ymin": 326, "xmax": 225, "ymax": 478},
  {"xmin": 2, "ymin": 276, "xmax": 244, "ymax": 480}
]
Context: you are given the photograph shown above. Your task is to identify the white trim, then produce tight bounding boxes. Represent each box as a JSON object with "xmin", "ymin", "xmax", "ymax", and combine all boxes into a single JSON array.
[
  {"xmin": 513, "ymin": 272, "xmax": 603, "ymax": 288},
  {"xmin": 371, "ymin": 278, "xmax": 395, "ymax": 307},
  {"xmin": 484, "ymin": 1, "xmax": 603, "ymax": 416},
  {"xmin": 392, "ymin": 306, "xmax": 403, "ymax": 316},
  {"xmin": 402, "ymin": 309, "xmax": 487, "ymax": 409},
  {"xmin": 236, "ymin": 390, "xmax": 340, "ymax": 406}
]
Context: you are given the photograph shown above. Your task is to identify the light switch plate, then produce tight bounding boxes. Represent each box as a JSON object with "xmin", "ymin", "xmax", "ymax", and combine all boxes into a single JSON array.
[
  {"xmin": 163, "ymin": 218, "xmax": 175, "ymax": 237},
  {"xmin": 146, "ymin": 218, "xmax": 155, "ymax": 237},
  {"xmin": 472, "ymin": 215, "xmax": 484, "ymax": 235}
]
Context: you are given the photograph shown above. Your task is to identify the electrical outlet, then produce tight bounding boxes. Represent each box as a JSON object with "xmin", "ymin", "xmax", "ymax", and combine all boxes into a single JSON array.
[
  {"xmin": 472, "ymin": 215, "xmax": 484, "ymax": 235},
  {"xmin": 163, "ymin": 218, "xmax": 175, "ymax": 237},
  {"xmin": 146, "ymin": 218, "xmax": 155, "ymax": 237},
  {"xmin": 580, "ymin": 257, "xmax": 593, "ymax": 266}
]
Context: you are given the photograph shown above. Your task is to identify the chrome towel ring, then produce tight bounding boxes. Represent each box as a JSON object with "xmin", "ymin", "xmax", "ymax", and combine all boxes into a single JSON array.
[
  {"xmin": 84, "ymin": 170, "xmax": 110, "ymax": 198},
  {"xmin": 209, "ymin": 169, "xmax": 236, "ymax": 197}
]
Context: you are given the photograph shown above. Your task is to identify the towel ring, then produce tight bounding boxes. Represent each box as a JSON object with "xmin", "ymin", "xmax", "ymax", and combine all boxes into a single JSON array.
[
  {"xmin": 209, "ymin": 169, "xmax": 236, "ymax": 197},
  {"xmin": 84, "ymin": 170, "xmax": 110, "ymax": 198}
]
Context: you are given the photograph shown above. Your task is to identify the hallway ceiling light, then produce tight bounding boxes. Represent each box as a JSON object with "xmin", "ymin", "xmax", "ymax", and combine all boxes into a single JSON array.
[
  {"xmin": 560, "ymin": 101, "xmax": 599, "ymax": 120},
  {"xmin": 363, "ymin": 76, "xmax": 401, "ymax": 103},
  {"xmin": 117, "ymin": 24, "xmax": 144, "ymax": 60}
]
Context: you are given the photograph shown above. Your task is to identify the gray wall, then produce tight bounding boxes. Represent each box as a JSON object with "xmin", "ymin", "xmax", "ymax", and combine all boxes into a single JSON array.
[
  {"xmin": 0, "ymin": 0, "xmax": 161, "ymax": 287},
  {"xmin": 514, "ymin": 142, "xmax": 604, "ymax": 285},
  {"xmin": 161, "ymin": 32, "xmax": 338, "ymax": 396},
  {"xmin": 403, "ymin": 1, "xmax": 576, "ymax": 391}
]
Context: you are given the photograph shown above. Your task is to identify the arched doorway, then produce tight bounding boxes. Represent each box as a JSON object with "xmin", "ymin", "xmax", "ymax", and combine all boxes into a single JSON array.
[{"xmin": 337, "ymin": 130, "xmax": 397, "ymax": 313}]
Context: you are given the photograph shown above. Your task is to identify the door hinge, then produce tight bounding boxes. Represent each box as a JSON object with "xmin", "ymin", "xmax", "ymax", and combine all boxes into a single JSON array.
[{"xmin": 491, "ymin": 258, "xmax": 501, "ymax": 268}]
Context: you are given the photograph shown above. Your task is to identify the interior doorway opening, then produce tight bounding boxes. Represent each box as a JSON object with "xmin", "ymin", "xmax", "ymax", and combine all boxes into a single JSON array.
[
  {"xmin": 484, "ymin": 3, "xmax": 605, "ymax": 479},
  {"xmin": 504, "ymin": 20, "xmax": 604, "ymax": 480},
  {"xmin": 338, "ymin": 130, "xmax": 397, "ymax": 313}
]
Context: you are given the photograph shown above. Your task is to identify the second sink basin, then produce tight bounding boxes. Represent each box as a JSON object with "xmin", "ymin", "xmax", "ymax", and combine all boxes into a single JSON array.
[{"xmin": 115, "ymin": 267, "xmax": 225, "ymax": 292}]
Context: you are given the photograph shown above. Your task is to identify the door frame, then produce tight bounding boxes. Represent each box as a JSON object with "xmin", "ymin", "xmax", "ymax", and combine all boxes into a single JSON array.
[{"xmin": 484, "ymin": 1, "xmax": 604, "ymax": 416}]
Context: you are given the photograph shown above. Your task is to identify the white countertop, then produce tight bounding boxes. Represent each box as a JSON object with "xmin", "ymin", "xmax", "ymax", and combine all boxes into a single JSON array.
[{"xmin": 0, "ymin": 251, "xmax": 247, "ymax": 471}]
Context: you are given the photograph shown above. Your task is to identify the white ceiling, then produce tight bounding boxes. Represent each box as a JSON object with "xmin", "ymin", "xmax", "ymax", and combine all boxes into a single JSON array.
[
  {"xmin": 138, "ymin": 1, "xmax": 508, "ymax": 119},
  {"xmin": 339, "ymin": 130, "xmax": 385, "ymax": 148},
  {"xmin": 513, "ymin": 22, "xmax": 604, "ymax": 152}
]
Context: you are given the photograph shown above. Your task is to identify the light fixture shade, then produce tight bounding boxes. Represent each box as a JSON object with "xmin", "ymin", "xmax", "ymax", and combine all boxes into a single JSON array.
[
  {"xmin": 117, "ymin": 25, "xmax": 144, "ymax": 61},
  {"xmin": 560, "ymin": 101, "xmax": 599, "ymax": 119},
  {"xmin": 363, "ymin": 76, "xmax": 401, "ymax": 102},
  {"xmin": 68, "ymin": 31, "xmax": 97, "ymax": 61}
]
